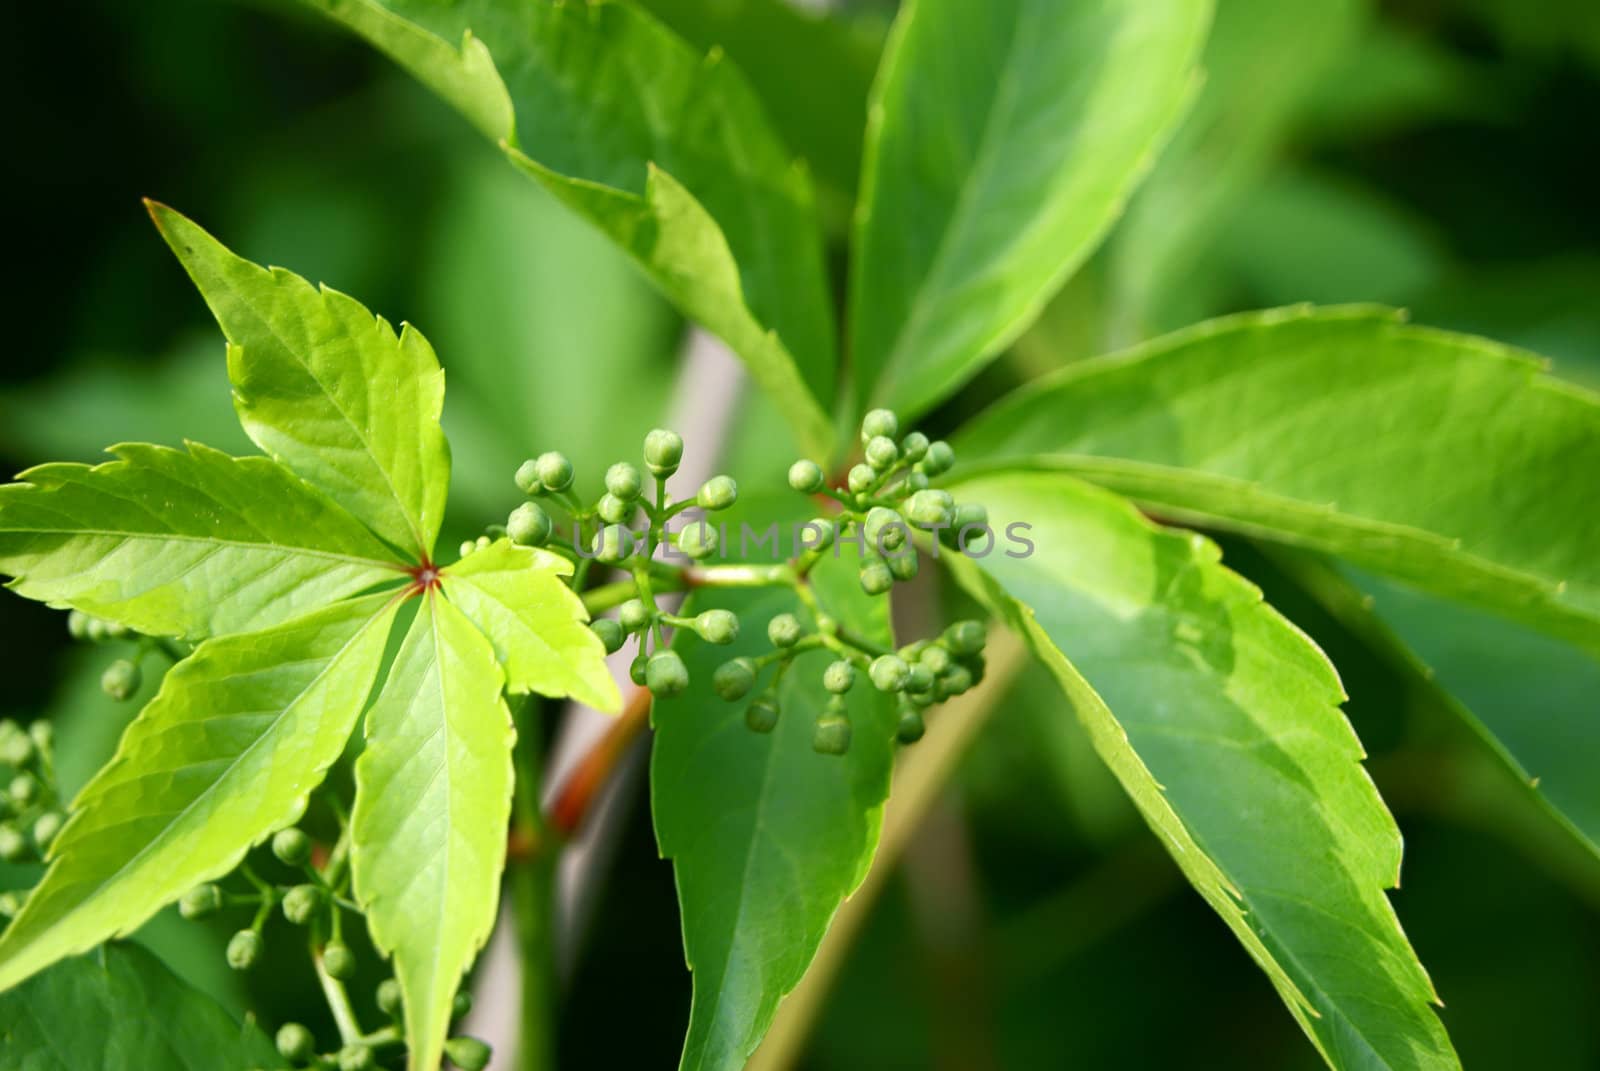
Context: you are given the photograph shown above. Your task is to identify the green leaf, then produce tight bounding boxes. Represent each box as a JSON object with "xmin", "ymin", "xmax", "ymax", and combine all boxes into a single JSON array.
[
  {"xmin": 0, "ymin": 441, "xmax": 402, "ymax": 641},
  {"xmin": 0, "ymin": 942, "xmax": 278, "ymax": 1070},
  {"xmin": 849, "ymin": 0, "xmax": 1211, "ymax": 419},
  {"xmin": 301, "ymin": 0, "xmax": 837, "ymax": 460},
  {"xmin": 955, "ymin": 306, "xmax": 1600, "ymax": 652},
  {"xmin": 652, "ymin": 557, "xmax": 896, "ymax": 1071},
  {"xmin": 353, "ymin": 593, "xmax": 514, "ymax": 1071},
  {"xmin": 636, "ymin": 0, "xmax": 885, "ymax": 200},
  {"xmin": 1296, "ymin": 556, "xmax": 1600, "ymax": 860},
  {"xmin": 942, "ymin": 469, "xmax": 1458, "ymax": 1070},
  {"xmin": 441, "ymin": 538, "xmax": 620, "ymax": 712},
  {"xmin": 0, "ymin": 593, "xmax": 400, "ymax": 993},
  {"xmin": 149, "ymin": 202, "xmax": 451, "ymax": 558}
]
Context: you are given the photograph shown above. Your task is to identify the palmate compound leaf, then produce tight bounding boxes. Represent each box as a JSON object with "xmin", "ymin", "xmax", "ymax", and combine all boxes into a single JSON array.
[
  {"xmin": 149, "ymin": 201, "xmax": 451, "ymax": 559},
  {"xmin": 941, "ymin": 470, "xmax": 1458, "ymax": 1070},
  {"xmin": 0, "ymin": 941, "xmax": 279, "ymax": 1071},
  {"xmin": 651, "ymin": 552, "xmax": 897, "ymax": 1071},
  {"xmin": 953, "ymin": 305, "xmax": 1600, "ymax": 654},
  {"xmin": 300, "ymin": 0, "xmax": 838, "ymax": 461},
  {"xmin": 0, "ymin": 592, "xmax": 401, "ymax": 993},
  {"xmin": 0, "ymin": 441, "xmax": 404, "ymax": 640},
  {"xmin": 352, "ymin": 591, "xmax": 516, "ymax": 1071},
  {"xmin": 441, "ymin": 538, "xmax": 620, "ymax": 712},
  {"xmin": 849, "ymin": 0, "xmax": 1211, "ymax": 420}
]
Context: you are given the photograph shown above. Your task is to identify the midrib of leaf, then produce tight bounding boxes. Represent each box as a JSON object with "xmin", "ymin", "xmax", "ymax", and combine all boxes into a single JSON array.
[
  {"xmin": 56, "ymin": 595, "xmax": 400, "ymax": 910},
  {"xmin": 3, "ymin": 525, "xmax": 402, "ymax": 572},
  {"xmin": 225, "ymin": 283, "xmax": 426, "ymax": 555},
  {"xmin": 859, "ymin": 0, "xmax": 1031, "ymax": 403}
]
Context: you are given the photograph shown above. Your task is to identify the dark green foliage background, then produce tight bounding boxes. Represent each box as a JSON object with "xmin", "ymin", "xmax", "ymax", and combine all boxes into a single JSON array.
[{"xmin": 1, "ymin": 0, "xmax": 1597, "ymax": 1066}]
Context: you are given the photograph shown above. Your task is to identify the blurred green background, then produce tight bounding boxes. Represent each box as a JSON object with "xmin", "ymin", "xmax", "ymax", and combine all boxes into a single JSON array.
[{"xmin": 2, "ymin": 0, "xmax": 1598, "ymax": 1067}]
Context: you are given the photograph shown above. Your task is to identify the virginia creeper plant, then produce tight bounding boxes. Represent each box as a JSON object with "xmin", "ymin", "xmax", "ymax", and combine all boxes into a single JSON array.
[{"xmin": 2, "ymin": 1, "xmax": 1598, "ymax": 1070}]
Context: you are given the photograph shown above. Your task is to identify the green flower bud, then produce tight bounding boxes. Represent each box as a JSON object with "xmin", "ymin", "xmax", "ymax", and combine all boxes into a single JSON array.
[
  {"xmin": 847, "ymin": 463, "xmax": 876, "ymax": 494},
  {"xmin": 921, "ymin": 645, "xmax": 953, "ymax": 675},
  {"xmin": 507, "ymin": 501, "xmax": 553, "ymax": 547},
  {"xmin": 8, "ymin": 773, "xmax": 37, "ymax": 807},
  {"xmin": 823, "ymin": 660, "xmax": 856, "ymax": 694},
  {"xmin": 0, "ymin": 891, "xmax": 22, "ymax": 918},
  {"xmin": 865, "ymin": 435, "xmax": 899, "ymax": 472},
  {"xmin": 282, "ymin": 883, "xmax": 324, "ymax": 926},
  {"xmin": 896, "ymin": 707, "xmax": 927, "ymax": 745},
  {"xmin": 813, "ymin": 715, "xmax": 852, "ymax": 756},
  {"xmin": 695, "ymin": 609, "xmax": 740, "ymax": 646},
  {"xmin": 226, "ymin": 929, "xmax": 262, "ymax": 970},
  {"xmin": 276, "ymin": 1022, "xmax": 317, "ymax": 1063},
  {"xmin": 514, "ymin": 459, "xmax": 543, "ymax": 495},
  {"xmin": 0, "ymin": 724, "xmax": 32, "ymax": 767},
  {"xmin": 101, "ymin": 659, "xmax": 142, "ymax": 701},
  {"xmin": 676, "ymin": 521, "xmax": 719, "ymax": 561},
  {"xmin": 179, "ymin": 884, "xmax": 223, "ymax": 920},
  {"xmin": 590, "ymin": 618, "xmax": 626, "ymax": 655},
  {"xmin": 902, "ymin": 471, "xmax": 930, "ymax": 493},
  {"xmin": 323, "ymin": 940, "xmax": 357, "ymax": 980},
  {"xmin": 697, "ymin": 475, "xmax": 739, "ymax": 511},
  {"xmin": 339, "ymin": 1042, "xmax": 375, "ymax": 1071},
  {"xmin": 907, "ymin": 490, "xmax": 954, "ymax": 528},
  {"xmin": 535, "ymin": 451, "xmax": 574, "ymax": 493},
  {"xmin": 921, "ymin": 440, "xmax": 955, "ymax": 475},
  {"xmin": 629, "ymin": 654, "xmax": 649, "ymax": 687},
  {"xmin": 606, "ymin": 461, "xmax": 643, "ymax": 501},
  {"xmin": 937, "ymin": 664, "xmax": 975, "ymax": 698},
  {"xmin": 32, "ymin": 811, "xmax": 62, "ymax": 851},
  {"xmin": 645, "ymin": 651, "xmax": 690, "ymax": 698},
  {"xmin": 597, "ymin": 492, "xmax": 634, "ymax": 525},
  {"xmin": 272, "ymin": 827, "xmax": 313, "ymax": 867},
  {"xmin": 592, "ymin": 524, "xmax": 632, "ymax": 564},
  {"xmin": 28, "ymin": 721, "xmax": 51, "ymax": 753},
  {"xmin": 859, "ymin": 559, "xmax": 893, "ymax": 596},
  {"xmin": 619, "ymin": 599, "xmax": 652, "ymax": 634},
  {"xmin": 900, "ymin": 431, "xmax": 930, "ymax": 462},
  {"xmin": 869, "ymin": 655, "xmax": 910, "ymax": 693},
  {"xmin": 862, "ymin": 507, "xmax": 903, "ymax": 554},
  {"xmin": 86, "ymin": 617, "xmax": 112, "ymax": 643},
  {"xmin": 67, "ymin": 610, "xmax": 91, "ymax": 641},
  {"xmin": 376, "ymin": 978, "xmax": 403, "ymax": 1017},
  {"xmin": 475, "ymin": 535, "xmax": 492, "ymax": 551},
  {"xmin": 445, "ymin": 1038, "xmax": 493, "ymax": 1071},
  {"xmin": 951, "ymin": 502, "xmax": 989, "ymax": 534},
  {"xmin": 744, "ymin": 696, "xmax": 780, "ymax": 734},
  {"xmin": 104, "ymin": 620, "xmax": 131, "ymax": 640},
  {"xmin": 804, "ymin": 518, "xmax": 836, "ymax": 551},
  {"xmin": 712, "ymin": 658, "xmax": 757, "ymax": 701},
  {"xmin": 904, "ymin": 663, "xmax": 935, "ymax": 695},
  {"xmin": 887, "ymin": 550, "xmax": 918, "ymax": 582},
  {"xmin": 644, "ymin": 428, "xmax": 684, "ymax": 476},
  {"xmin": 964, "ymin": 652, "xmax": 987, "ymax": 688},
  {"xmin": 0, "ymin": 825, "xmax": 26, "ymax": 862},
  {"xmin": 767, "ymin": 613, "xmax": 802, "ymax": 648},
  {"xmin": 453, "ymin": 990, "xmax": 473, "ymax": 1018},
  {"xmin": 787, "ymin": 459, "xmax": 825, "ymax": 494},
  {"xmin": 459, "ymin": 540, "xmax": 477, "ymax": 559},
  {"xmin": 861, "ymin": 408, "xmax": 898, "ymax": 443},
  {"xmin": 943, "ymin": 620, "xmax": 987, "ymax": 658}
]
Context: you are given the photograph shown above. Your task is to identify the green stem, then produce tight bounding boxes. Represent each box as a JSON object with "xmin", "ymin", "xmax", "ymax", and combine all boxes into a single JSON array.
[{"xmin": 314, "ymin": 946, "xmax": 363, "ymax": 1046}]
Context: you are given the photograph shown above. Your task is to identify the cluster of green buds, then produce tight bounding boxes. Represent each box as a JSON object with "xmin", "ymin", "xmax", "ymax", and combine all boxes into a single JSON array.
[
  {"xmin": 66, "ymin": 609, "xmax": 147, "ymax": 701},
  {"xmin": 787, "ymin": 408, "xmax": 985, "ymax": 596},
  {"xmin": 485, "ymin": 427, "xmax": 739, "ymax": 566},
  {"xmin": 0, "ymin": 719, "xmax": 65, "ymax": 882},
  {"xmin": 498, "ymin": 429, "xmax": 751, "ymax": 697},
  {"xmin": 710, "ymin": 611, "xmax": 987, "ymax": 755},
  {"xmin": 179, "ymin": 815, "xmax": 492, "ymax": 1071}
]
